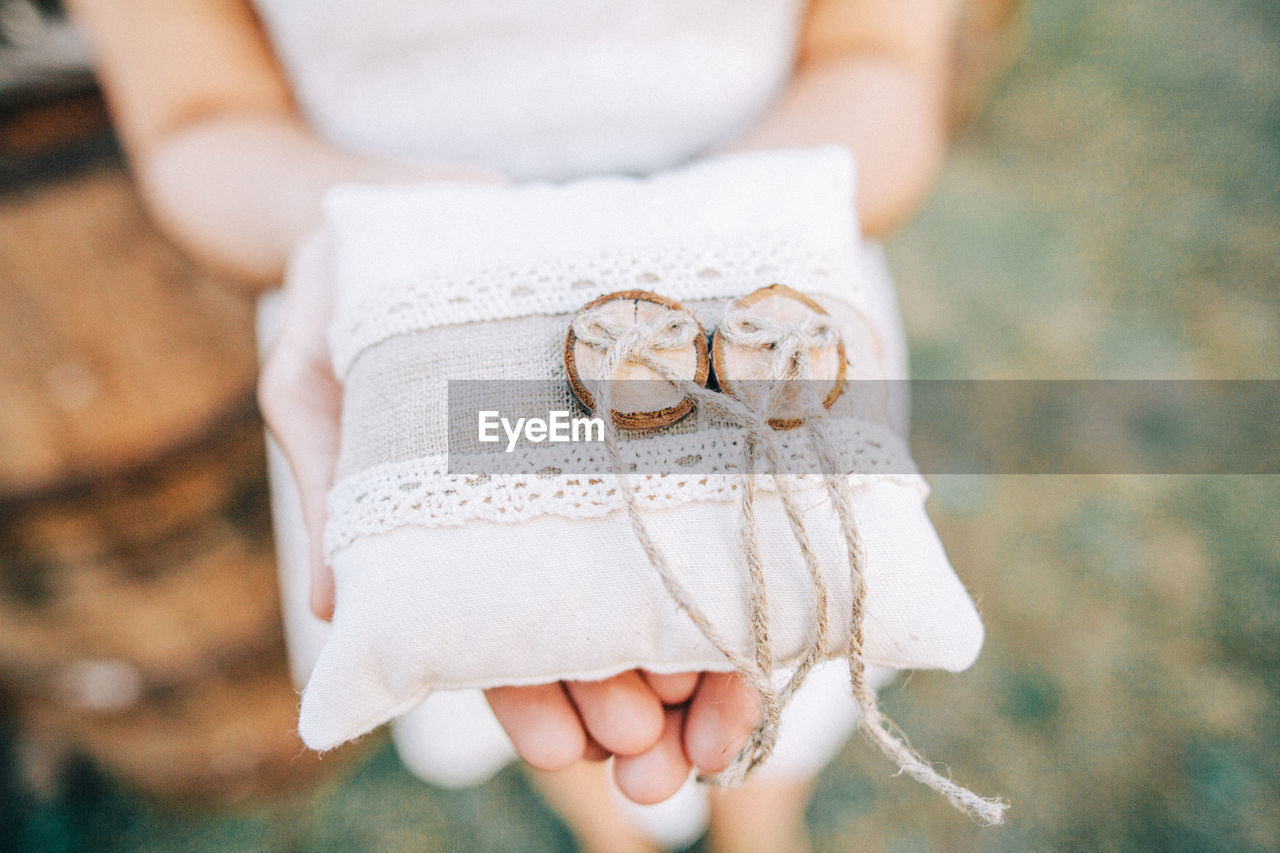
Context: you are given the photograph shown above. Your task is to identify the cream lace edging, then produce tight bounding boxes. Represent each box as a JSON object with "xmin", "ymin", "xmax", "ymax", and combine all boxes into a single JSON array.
[
  {"xmin": 324, "ymin": 418, "xmax": 924, "ymax": 558},
  {"xmin": 329, "ymin": 235, "xmax": 863, "ymax": 379}
]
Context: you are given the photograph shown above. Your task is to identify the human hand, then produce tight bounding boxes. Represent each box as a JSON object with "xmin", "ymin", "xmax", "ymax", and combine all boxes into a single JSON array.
[
  {"xmin": 258, "ymin": 233, "xmax": 762, "ymax": 804},
  {"xmin": 488, "ymin": 669, "xmax": 762, "ymax": 804}
]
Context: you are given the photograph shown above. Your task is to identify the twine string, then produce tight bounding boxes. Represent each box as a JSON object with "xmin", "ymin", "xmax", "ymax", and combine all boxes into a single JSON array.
[
  {"xmin": 720, "ymin": 305, "xmax": 1008, "ymax": 825},
  {"xmin": 571, "ymin": 302, "xmax": 1008, "ymax": 823},
  {"xmin": 574, "ymin": 306, "xmax": 815, "ymax": 781}
]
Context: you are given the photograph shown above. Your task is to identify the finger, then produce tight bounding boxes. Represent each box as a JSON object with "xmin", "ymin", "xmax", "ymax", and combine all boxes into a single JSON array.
[
  {"xmin": 582, "ymin": 737, "xmax": 611, "ymax": 763},
  {"xmin": 641, "ymin": 671, "xmax": 700, "ymax": 706},
  {"xmin": 612, "ymin": 706, "xmax": 692, "ymax": 805},
  {"xmin": 307, "ymin": 536, "xmax": 336, "ymax": 621},
  {"xmin": 486, "ymin": 684, "xmax": 585, "ymax": 772},
  {"xmin": 261, "ymin": 353, "xmax": 339, "ymax": 604},
  {"xmin": 260, "ymin": 341, "xmax": 341, "ymax": 619},
  {"xmin": 564, "ymin": 672, "xmax": 665, "ymax": 757},
  {"xmin": 683, "ymin": 672, "xmax": 763, "ymax": 774},
  {"xmin": 277, "ymin": 231, "xmax": 337, "ymax": 353},
  {"xmin": 258, "ymin": 233, "xmax": 340, "ymax": 620}
]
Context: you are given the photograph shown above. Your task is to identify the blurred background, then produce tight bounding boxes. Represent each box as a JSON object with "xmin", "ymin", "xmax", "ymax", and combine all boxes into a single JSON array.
[{"xmin": 1, "ymin": 0, "xmax": 1276, "ymax": 850}]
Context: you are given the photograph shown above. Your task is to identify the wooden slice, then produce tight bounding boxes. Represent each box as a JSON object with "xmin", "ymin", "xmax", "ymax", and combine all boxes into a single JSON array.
[
  {"xmin": 0, "ymin": 161, "xmax": 273, "ymax": 681},
  {"xmin": 0, "ymin": 154, "xmax": 351, "ymax": 803},
  {"xmin": 0, "ymin": 166, "xmax": 259, "ymax": 500},
  {"xmin": 564, "ymin": 290, "xmax": 709, "ymax": 430},
  {"xmin": 0, "ymin": 418, "xmax": 280, "ymax": 682},
  {"xmin": 711, "ymin": 284, "xmax": 847, "ymax": 430}
]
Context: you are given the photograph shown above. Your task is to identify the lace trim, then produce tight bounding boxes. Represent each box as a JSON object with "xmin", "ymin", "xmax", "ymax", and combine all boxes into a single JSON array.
[
  {"xmin": 325, "ymin": 419, "xmax": 924, "ymax": 558},
  {"xmin": 329, "ymin": 235, "xmax": 863, "ymax": 378}
]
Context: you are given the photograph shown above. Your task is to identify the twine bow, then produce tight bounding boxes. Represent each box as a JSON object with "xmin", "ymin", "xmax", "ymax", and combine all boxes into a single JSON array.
[
  {"xmin": 572, "ymin": 305, "xmax": 826, "ymax": 781},
  {"xmin": 572, "ymin": 311, "xmax": 701, "ymax": 395},
  {"xmin": 719, "ymin": 307, "xmax": 841, "ymax": 382},
  {"xmin": 571, "ymin": 301, "xmax": 1008, "ymax": 824},
  {"xmin": 721, "ymin": 306, "xmax": 1008, "ymax": 824}
]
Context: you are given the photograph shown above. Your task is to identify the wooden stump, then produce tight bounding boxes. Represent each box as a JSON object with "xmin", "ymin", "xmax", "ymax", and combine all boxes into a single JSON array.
[{"xmin": 0, "ymin": 96, "xmax": 358, "ymax": 803}]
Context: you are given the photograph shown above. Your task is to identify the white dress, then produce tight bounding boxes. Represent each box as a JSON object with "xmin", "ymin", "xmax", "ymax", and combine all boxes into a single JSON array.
[
  {"xmin": 253, "ymin": 0, "xmax": 806, "ymax": 181},
  {"xmin": 252, "ymin": 1, "xmax": 905, "ymax": 844}
]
